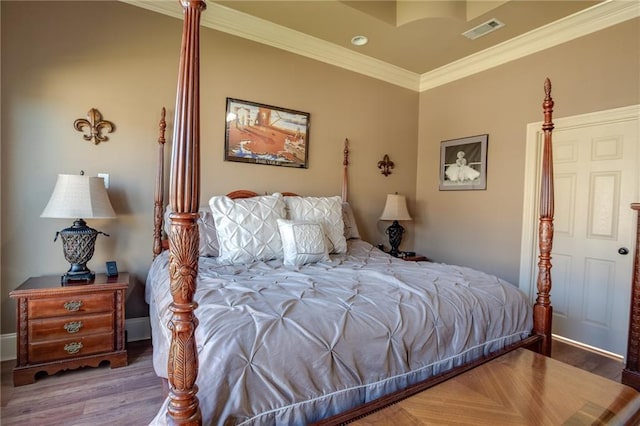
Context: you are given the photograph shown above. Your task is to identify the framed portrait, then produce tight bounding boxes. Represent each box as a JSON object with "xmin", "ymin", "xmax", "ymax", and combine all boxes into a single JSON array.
[
  {"xmin": 224, "ymin": 98, "xmax": 310, "ymax": 168},
  {"xmin": 439, "ymin": 134, "xmax": 488, "ymax": 191}
]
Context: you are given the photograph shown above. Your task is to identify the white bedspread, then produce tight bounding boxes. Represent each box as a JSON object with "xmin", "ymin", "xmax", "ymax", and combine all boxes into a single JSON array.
[{"xmin": 146, "ymin": 239, "xmax": 532, "ymax": 425}]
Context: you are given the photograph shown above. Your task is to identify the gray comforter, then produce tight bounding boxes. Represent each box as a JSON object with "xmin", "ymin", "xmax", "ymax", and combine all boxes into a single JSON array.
[{"xmin": 147, "ymin": 239, "xmax": 532, "ymax": 425}]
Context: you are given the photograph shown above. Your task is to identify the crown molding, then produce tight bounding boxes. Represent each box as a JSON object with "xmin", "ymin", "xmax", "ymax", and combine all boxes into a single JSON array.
[
  {"xmin": 121, "ymin": 0, "xmax": 420, "ymax": 91},
  {"xmin": 122, "ymin": 0, "xmax": 638, "ymax": 93},
  {"xmin": 420, "ymin": 0, "xmax": 640, "ymax": 91}
]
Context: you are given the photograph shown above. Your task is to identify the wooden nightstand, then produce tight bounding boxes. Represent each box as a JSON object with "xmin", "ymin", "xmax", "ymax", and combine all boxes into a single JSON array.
[
  {"xmin": 10, "ymin": 273, "xmax": 129, "ymax": 386},
  {"xmin": 402, "ymin": 255, "xmax": 430, "ymax": 262}
]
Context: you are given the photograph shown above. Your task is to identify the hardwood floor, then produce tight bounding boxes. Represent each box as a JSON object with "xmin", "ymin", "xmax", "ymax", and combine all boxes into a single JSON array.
[
  {"xmin": 0, "ymin": 339, "xmax": 626, "ymax": 425},
  {"xmin": 552, "ymin": 339, "xmax": 623, "ymax": 383},
  {"xmin": 1, "ymin": 340, "xmax": 165, "ymax": 426}
]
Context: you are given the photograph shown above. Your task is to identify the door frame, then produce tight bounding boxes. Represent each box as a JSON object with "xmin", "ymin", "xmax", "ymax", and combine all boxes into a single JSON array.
[{"xmin": 518, "ymin": 104, "xmax": 640, "ymax": 303}]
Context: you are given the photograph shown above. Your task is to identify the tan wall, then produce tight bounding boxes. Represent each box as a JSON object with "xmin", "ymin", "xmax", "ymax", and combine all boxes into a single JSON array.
[
  {"xmin": 0, "ymin": 1, "xmax": 418, "ymax": 334},
  {"xmin": 3, "ymin": 2, "xmax": 637, "ymax": 336},
  {"xmin": 416, "ymin": 18, "xmax": 640, "ymax": 285}
]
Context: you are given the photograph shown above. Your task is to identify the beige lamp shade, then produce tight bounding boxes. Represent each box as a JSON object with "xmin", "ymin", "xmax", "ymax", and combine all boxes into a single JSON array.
[
  {"xmin": 41, "ymin": 174, "xmax": 116, "ymax": 219},
  {"xmin": 380, "ymin": 194, "xmax": 412, "ymax": 221}
]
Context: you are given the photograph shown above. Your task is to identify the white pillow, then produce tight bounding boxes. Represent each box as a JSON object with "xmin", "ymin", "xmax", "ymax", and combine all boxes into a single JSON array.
[
  {"xmin": 342, "ymin": 202, "xmax": 360, "ymax": 240},
  {"xmin": 164, "ymin": 205, "xmax": 219, "ymax": 257},
  {"xmin": 277, "ymin": 219, "xmax": 330, "ymax": 266},
  {"xmin": 284, "ymin": 196, "xmax": 347, "ymax": 254},
  {"xmin": 209, "ymin": 193, "xmax": 286, "ymax": 264}
]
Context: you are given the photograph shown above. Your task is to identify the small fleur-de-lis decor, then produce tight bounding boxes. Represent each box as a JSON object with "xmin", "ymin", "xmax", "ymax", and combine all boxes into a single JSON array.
[
  {"xmin": 377, "ymin": 154, "xmax": 394, "ymax": 176},
  {"xmin": 73, "ymin": 108, "xmax": 115, "ymax": 145}
]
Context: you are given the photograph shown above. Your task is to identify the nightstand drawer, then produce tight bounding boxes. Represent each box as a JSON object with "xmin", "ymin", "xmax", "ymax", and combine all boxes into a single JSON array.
[
  {"xmin": 29, "ymin": 313, "xmax": 115, "ymax": 342},
  {"xmin": 28, "ymin": 332, "xmax": 115, "ymax": 364},
  {"xmin": 28, "ymin": 293, "xmax": 114, "ymax": 319}
]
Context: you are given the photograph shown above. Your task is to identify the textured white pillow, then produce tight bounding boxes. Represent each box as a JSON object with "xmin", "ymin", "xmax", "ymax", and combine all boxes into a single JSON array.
[
  {"xmin": 285, "ymin": 196, "xmax": 347, "ymax": 254},
  {"xmin": 277, "ymin": 219, "xmax": 330, "ymax": 266},
  {"xmin": 209, "ymin": 193, "xmax": 286, "ymax": 264},
  {"xmin": 342, "ymin": 202, "xmax": 360, "ymax": 240},
  {"xmin": 164, "ymin": 205, "xmax": 219, "ymax": 257}
]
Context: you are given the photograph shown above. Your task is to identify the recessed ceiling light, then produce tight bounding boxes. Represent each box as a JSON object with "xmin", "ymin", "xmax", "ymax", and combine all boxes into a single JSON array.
[{"xmin": 351, "ymin": 35, "xmax": 368, "ymax": 46}]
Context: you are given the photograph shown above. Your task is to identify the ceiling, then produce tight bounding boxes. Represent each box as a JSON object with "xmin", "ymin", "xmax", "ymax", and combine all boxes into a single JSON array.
[
  {"xmin": 124, "ymin": 0, "xmax": 638, "ymax": 91},
  {"xmin": 215, "ymin": 0, "xmax": 599, "ymax": 74}
]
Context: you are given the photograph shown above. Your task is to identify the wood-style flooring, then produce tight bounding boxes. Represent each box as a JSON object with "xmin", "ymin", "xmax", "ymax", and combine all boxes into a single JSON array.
[
  {"xmin": 1, "ymin": 340, "xmax": 165, "ymax": 426},
  {"xmin": 0, "ymin": 339, "xmax": 626, "ymax": 425}
]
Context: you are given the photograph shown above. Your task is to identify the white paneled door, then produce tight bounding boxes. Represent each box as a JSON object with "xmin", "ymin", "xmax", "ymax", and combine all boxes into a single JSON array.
[
  {"xmin": 520, "ymin": 106, "xmax": 639, "ymax": 357},
  {"xmin": 551, "ymin": 117, "xmax": 638, "ymax": 356}
]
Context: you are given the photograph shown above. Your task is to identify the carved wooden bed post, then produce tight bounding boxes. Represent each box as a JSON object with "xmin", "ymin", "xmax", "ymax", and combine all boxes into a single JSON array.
[
  {"xmin": 167, "ymin": 1, "xmax": 206, "ymax": 424},
  {"xmin": 623, "ymin": 203, "xmax": 640, "ymax": 390},
  {"xmin": 534, "ymin": 78, "xmax": 555, "ymax": 356},
  {"xmin": 342, "ymin": 138, "xmax": 349, "ymax": 202},
  {"xmin": 153, "ymin": 107, "xmax": 167, "ymax": 259}
]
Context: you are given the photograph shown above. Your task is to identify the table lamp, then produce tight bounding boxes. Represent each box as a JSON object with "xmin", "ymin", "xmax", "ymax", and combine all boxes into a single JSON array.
[
  {"xmin": 41, "ymin": 173, "xmax": 116, "ymax": 284},
  {"xmin": 380, "ymin": 193, "xmax": 412, "ymax": 257}
]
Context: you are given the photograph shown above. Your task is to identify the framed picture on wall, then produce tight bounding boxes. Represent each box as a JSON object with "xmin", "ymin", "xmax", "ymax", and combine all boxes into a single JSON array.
[
  {"xmin": 224, "ymin": 98, "xmax": 310, "ymax": 168},
  {"xmin": 439, "ymin": 134, "xmax": 488, "ymax": 191}
]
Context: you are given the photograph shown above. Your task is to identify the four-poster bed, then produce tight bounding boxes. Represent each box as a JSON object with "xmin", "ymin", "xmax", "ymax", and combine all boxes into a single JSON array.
[{"xmin": 151, "ymin": 1, "xmax": 558, "ymax": 424}]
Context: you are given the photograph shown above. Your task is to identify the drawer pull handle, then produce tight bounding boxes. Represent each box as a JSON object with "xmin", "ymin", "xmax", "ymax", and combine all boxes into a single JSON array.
[
  {"xmin": 63, "ymin": 300, "xmax": 83, "ymax": 311},
  {"xmin": 64, "ymin": 321, "xmax": 83, "ymax": 334},
  {"xmin": 64, "ymin": 342, "xmax": 83, "ymax": 354}
]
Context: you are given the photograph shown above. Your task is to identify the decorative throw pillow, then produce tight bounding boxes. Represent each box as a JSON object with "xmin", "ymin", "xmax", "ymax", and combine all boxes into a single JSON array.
[
  {"xmin": 342, "ymin": 202, "xmax": 361, "ymax": 240},
  {"xmin": 277, "ymin": 219, "xmax": 330, "ymax": 266},
  {"xmin": 284, "ymin": 196, "xmax": 347, "ymax": 254},
  {"xmin": 209, "ymin": 193, "xmax": 286, "ymax": 264},
  {"xmin": 164, "ymin": 205, "xmax": 219, "ymax": 257}
]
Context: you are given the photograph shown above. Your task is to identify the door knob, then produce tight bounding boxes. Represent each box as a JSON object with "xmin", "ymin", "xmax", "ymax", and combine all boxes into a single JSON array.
[{"xmin": 619, "ymin": 247, "xmax": 629, "ymax": 255}]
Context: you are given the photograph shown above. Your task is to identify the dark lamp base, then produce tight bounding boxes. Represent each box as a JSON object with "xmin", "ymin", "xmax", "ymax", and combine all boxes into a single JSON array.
[
  {"xmin": 386, "ymin": 220, "xmax": 405, "ymax": 258},
  {"xmin": 55, "ymin": 218, "xmax": 106, "ymax": 285},
  {"xmin": 62, "ymin": 270, "xmax": 95, "ymax": 285}
]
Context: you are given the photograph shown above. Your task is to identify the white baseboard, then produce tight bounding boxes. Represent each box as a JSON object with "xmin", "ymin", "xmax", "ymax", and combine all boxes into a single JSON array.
[
  {"xmin": 1, "ymin": 316, "xmax": 151, "ymax": 362},
  {"xmin": 125, "ymin": 316, "xmax": 152, "ymax": 342},
  {"xmin": 1, "ymin": 333, "xmax": 16, "ymax": 362}
]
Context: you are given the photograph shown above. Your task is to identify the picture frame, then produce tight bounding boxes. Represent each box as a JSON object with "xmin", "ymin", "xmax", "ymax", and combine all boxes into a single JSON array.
[
  {"xmin": 224, "ymin": 98, "xmax": 310, "ymax": 168},
  {"xmin": 439, "ymin": 134, "xmax": 488, "ymax": 191}
]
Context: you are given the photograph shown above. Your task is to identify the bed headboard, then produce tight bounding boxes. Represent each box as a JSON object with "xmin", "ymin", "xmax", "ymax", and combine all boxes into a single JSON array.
[{"xmin": 153, "ymin": 137, "xmax": 350, "ymax": 259}]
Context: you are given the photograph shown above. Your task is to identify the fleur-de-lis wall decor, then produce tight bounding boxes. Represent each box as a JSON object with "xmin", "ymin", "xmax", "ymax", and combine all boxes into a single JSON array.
[
  {"xmin": 73, "ymin": 108, "xmax": 115, "ymax": 145},
  {"xmin": 377, "ymin": 154, "xmax": 394, "ymax": 176}
]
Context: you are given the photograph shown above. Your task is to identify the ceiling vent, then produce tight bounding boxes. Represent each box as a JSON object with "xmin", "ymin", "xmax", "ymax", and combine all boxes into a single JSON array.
[{"xmin": 462, "ymin": 18, "xmax": 505, "ymax": 40}]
